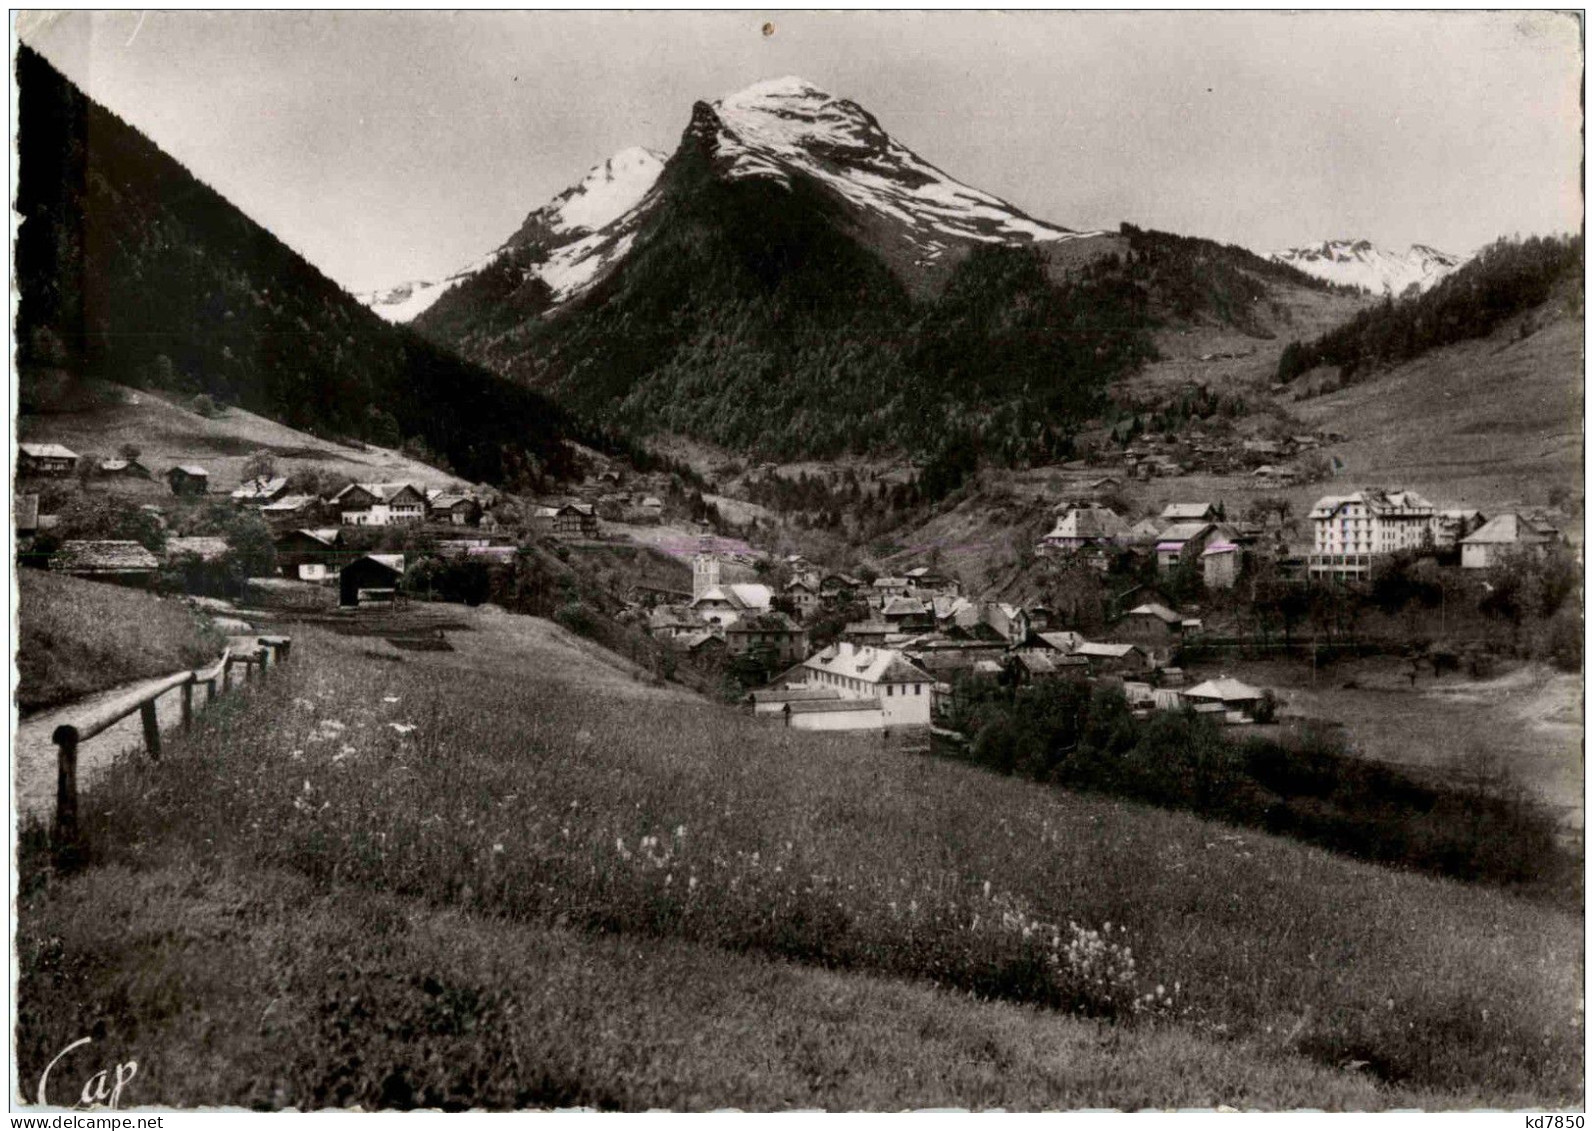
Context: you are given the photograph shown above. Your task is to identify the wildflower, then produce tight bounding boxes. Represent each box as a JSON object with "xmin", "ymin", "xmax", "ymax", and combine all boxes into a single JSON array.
[
  {"xmin": 674, "ymin": 824, "xmax": 686, "ymax": 839},
  {"xmin": 983, "ymin": 880, "xmax": 992, "ymax": 899},
  {"xmin": 688, "ymin": 875, "xmax": 698, "ymax": 891},
  {"xmin": 390, "ymin": 723, "xmax": 416, "ymax": 735},
  {"xmin": 492, "ymin": 843, "xmax": 504, "ymax": 854},
  {"xmin": 382, "ymin": 696, "xmax": 400, "ymax": 703}
]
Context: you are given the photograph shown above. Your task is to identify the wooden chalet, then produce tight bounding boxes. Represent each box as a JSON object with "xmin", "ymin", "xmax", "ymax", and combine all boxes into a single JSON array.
[
  {"xmin": 18, "ymin": 442, "xmax": 78, "ymax": 477},
  {"xmin": 167, "ymin": 465, "xmax": 211, "ymax": 496}
]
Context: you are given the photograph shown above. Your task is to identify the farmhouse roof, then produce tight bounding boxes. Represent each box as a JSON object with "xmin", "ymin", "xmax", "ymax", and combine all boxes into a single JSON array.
[
  {"xmin": 727, "ymin": 583, "xmax": 773, "ymax": 609},
  {"xmin": 803, "ymin": 642, "xmax": 934, "ymax": 685},
  {"xmin": 1127, "ymin": 603, "xmax": 1182, "ymax": 624},
  {"xmin": 230, "ymin": 476, "xmax": 289, "ymax": 500},
  {"xmin": 334, "ymin": 482, "xmax": 421, "ymax": 504},
  {"xmin": 1201, "ymin": 541, "xmax": 1240, "ymax": 557},
  {"xmin": 283, "ymin": 528, "xmax": 339, "ymax": 548},
  {"xmin": 727, "ymin": 611, "xmax": 801, "ymax": 633},
  {"xmin": 1035, "ymin": 631, "xmax": 1086, "ymax": 653},
  {"xmin": 166, "ymin": 536, "xmax": 231, "ymax": 562},
  {"xmin": 172, "ymin": 465, "xmax": 210, "ymax": 477},
  {"xmin": 1044, "ymin": 506, "xmax": 1129, "ymax": 541},
  {"xmin": 1074, "ymin": 642, "xmax": 1139, "ymax": 659},
  {"xmin": 261, "ymin": 494, "xmax": 316, "ymax": 512},
  {"xmin": 1161, "ymin": 503, "xmax": 1216, "ymax": 521},
  {"xmin": 1461, "ymin": 513, "xmax": 1553, "ymax": 546},
  {"xmin": 20, "ymin": 442, "xmax": 78, "ymax": 459},
  {"xmin": 749, "ymin": 687, "xmax": 841, "ymax": 705},
  {"xmin": 785, "ymin": 698, "xmax": 883, "ymax": 715},
  {"xmin": 1156, "ymin": 521, "xmax": 1215, "ymax": 545},
  {"xmin": 881, "ymin": 596, "xmax": 930, "ymax": 616},
  {"xmin": 1185, "ymin": 678, "xmax": 1264, "ymax": 703},
  {"xmin": 641, "ymin": 496, "xmax": 663, "ymax": 508},
  {"xmin": 50, "ymin": 540, "xmax": 159, "ymax": 573}
]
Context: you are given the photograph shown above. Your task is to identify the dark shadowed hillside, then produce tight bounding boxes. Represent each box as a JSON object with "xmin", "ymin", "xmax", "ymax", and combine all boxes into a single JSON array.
[{"xmin": 14, "ymin": 45, "xmax": 577, "ymax": 488}]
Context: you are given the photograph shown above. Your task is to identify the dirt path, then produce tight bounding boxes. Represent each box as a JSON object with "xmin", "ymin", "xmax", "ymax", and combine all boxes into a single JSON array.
[{"xmin": 14, "ymin": 634, "xmax": 267, "ymax": 823}]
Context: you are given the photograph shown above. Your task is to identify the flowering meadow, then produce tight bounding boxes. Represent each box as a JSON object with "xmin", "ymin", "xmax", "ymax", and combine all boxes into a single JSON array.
[{"xmin": 16, "ymin": 611, "xmax": 1584, "ymax": 1107}]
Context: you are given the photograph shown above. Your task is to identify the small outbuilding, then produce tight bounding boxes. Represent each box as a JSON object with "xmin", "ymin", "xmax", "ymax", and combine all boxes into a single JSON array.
[
  {"xmin": 167, "ymin": 465, "xmax": 210, "ymax": 496},
  {"xmin": 49, "ymin": 540, "xmax": 160, "ymax": 586},
  {"xmin": 339, "ymin": 553, "xmax": 405, "ymax": 607}
]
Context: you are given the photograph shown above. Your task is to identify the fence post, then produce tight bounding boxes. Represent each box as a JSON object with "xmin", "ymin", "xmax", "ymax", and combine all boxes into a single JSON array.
[
  {"xmin": 181, "ymin": 678, "xmax": 194, "ymax": 731},
  {"xmin": 222, "ymin": 658, "xmax": 232, "ymax": 693},
  {"xmin": 277, "ymin": 639, "xmax": 292, "ymax": 663},
  {"xmin": 140, "ymin": 700, "xmax": 162, "ymax": 762},
  {"xmin": 259, "ymin": 646, "xmax": 271, "ymax": 676},
  {"xmin": 51, "ymin": 725, "xmax": 80, "ymax": 846}
]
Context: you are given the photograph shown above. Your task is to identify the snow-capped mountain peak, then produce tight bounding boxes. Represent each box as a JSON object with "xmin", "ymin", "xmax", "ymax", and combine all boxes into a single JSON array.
[
  {"xmin": 698, "ymin": 76, "xmax": 1095, "ymax": 250},
  {"xmin": 359, "ymin": 78, "xmax": 1101, "ymax": 324},
  {"xmin": 541, "ymin": 146, "xmax": 667, "ymax": 235},
  {"xmin": 358, "ymin": 146, "xmax": 668, "ymax": 323},
  {"xmin": 1270, "ymin": 239, "xmax": 1468, "ymax": 296}
]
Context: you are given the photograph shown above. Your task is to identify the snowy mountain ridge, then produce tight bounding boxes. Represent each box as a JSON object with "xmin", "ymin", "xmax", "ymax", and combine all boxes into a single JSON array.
[
  {"xmin": 358, "ymin": 147, "xmax": 668, "ymax": 323},
  {"xmin": 359, "ymin": 76, "xmax": 1102, "ymax": 323},
  {"xmin": 1269, "ymin": 239, "xmax": 1468, "ymax": 296},
  {"xmin": 698, "ymin": 76, "xmax": 1098, "ymax": 258}
]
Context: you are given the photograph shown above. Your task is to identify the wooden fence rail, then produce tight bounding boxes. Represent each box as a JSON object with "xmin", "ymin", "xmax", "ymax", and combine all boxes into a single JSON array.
[{"xmin": 51, "ymin": 637, "xmax": 292, "ymax": 847}]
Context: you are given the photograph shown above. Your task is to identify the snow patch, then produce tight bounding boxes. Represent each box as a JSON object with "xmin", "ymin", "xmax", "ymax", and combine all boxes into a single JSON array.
[{"xmin": 1270, "ymin": 240, "xmax": 1468, "ymax": 295}]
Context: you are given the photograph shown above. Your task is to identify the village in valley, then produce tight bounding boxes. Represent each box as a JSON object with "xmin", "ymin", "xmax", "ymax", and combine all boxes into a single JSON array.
[
  {"xmin": 17, "ymin": 416, "xmax": 1578, "ymax": 761},
  {"xmin": 10, "ymin": 11, "xmax": 1585, "ymax": 1114}
]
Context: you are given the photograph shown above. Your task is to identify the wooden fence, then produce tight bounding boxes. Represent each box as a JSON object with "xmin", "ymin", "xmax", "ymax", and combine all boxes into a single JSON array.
[{"xmin": 50, "ymin": 636, "xmax": 293, "ymax": 847}]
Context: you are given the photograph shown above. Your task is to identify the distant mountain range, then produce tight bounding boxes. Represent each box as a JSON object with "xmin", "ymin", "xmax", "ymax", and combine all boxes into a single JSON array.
[
  {"xmin": 1269, "ymin": 239, "xmax": 1468, "ymax": 296},
  {"xmin": 373, "ymin": 76, "xmax": 1345, "ymax": 460}
]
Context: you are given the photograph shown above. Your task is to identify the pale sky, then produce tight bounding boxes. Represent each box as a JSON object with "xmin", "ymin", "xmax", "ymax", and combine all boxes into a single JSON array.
[{"xmin": 15, "ymin": 10, "xmax": 1584, "ymax": 294}]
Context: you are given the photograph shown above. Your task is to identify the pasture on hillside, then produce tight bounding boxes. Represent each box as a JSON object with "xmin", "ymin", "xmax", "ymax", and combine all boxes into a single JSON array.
[
  {"xmin": 15, "ymin": 570, "xmax": 224, "ymax": 714},
  {"xmin": 15, "ymin": 607, "xmax": 1584, "ymax": 1109}
]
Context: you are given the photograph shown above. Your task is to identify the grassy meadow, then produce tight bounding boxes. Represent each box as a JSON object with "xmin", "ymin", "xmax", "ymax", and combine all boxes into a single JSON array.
[
  {"xmin": 15, "ymin": 607, "xmax": 1584, "ymax": 1108},
  {"xmin": 15, "ymin": 570, "xmax": 224, "ymax": 714}
]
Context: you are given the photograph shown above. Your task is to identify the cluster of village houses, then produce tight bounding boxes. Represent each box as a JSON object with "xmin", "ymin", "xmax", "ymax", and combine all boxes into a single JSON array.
[
  {"xmin": 22, "ymin": 438, "xmax": 1567, "ymax": 734},
  {"xmin": 18, "ymin": 442, "xmax": 642, "ymax": 606},
  {"xmin": 1036, "ymin": 490, "xmax": 1563, "ymax": 584},
  {"xmin": 652, "ymin": 486, "xmax": 1566, "ymax": 735},
  {"xmin": 1116, "ymin": 427, "xmax": 1340, "ymax": 483}
]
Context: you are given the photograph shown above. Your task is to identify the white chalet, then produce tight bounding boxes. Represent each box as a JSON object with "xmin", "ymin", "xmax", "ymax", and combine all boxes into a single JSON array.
[
  {"xmin": 1459, "ymin": 513, "xmax": 1554, "ymax": 570},
  {"xmin": 797, "ymin": 642, "xmax": 935, "ymax": 729},
  {"xmin": 1037, "ymin": 506, "xmax": 1129, "ymax": 555},
  {"xmin": 333, "ymin": 482, "xmax": 428, "ymax": 526}
]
